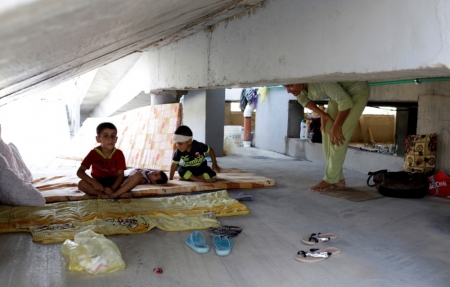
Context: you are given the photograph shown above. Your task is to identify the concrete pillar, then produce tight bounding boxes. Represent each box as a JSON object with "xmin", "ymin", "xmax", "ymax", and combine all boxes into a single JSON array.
[
  {"xmin": 183, "ymin": 89, "xmax": 225, "ymax": 157},
  {"xmin": 395, "ymin": 108, "xmax": 409, "ymax": 156},
  {"xmin": 418, "ymin": 95, "xmax": 450, "ymax": 172},
  {"xmin": 287, "ymin": 100, "xmax": 304, "ymax": 138}
]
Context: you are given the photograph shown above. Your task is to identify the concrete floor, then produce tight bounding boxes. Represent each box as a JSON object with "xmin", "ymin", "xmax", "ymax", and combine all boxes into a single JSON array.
[{"xmin": 1, "ymin": 147, "xmax": 450, "ymax": 287}]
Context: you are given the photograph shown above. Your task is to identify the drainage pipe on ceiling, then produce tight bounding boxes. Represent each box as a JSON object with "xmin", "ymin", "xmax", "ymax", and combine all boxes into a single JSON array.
[
  {"xmin": 268, "ymin": 77, "xmax": 450, "ymax": 89},
  {"xmin": 368, "ymin": 77, "xmax": 450, "ymax": 86}
]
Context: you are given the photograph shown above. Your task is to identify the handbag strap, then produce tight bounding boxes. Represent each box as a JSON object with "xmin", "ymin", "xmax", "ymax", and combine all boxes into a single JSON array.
[
  {"xmin": 367, "ymin": 170, "xmax": 387, "ymax": 187},
  {"xmin": 429, "ymin": 175, "xmax": 439, "ymax": 196},
  {"xmin": 367, "ymin": 172, "xmax": 376, "ymax": 187}
]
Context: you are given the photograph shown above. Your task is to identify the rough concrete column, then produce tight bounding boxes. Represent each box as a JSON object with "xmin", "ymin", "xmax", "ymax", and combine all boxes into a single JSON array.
[
  {"xmin": 287, "ymin": 100, "xmax": 304, "ymax": 139},
  {"xmin": 183, "ymin": 89, "xmax": 225, "ymax": 157},
  {"xmin": 395, "ymin": 109, "xmax": 409, "ymax": 157},
  {"xmin": 418, "ymin": 94, "xmax": 450, "ymax": 172}
]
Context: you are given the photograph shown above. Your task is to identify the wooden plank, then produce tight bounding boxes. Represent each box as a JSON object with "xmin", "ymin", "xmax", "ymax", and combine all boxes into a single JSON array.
[
  {"xmin": 359, "ymin": 115, "xmax": 370, "ymax": 143},
  {"xmin": 368, "ymin": 127, "xmax": 375, "ymax": 144}
]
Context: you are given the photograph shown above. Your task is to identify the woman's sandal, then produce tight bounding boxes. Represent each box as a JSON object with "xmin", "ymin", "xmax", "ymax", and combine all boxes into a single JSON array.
[
  {"xmin": 210, "ymin": 225, "xmax": 242, "ymax": 237},
  {"xmin": 294, "ymin": 247, "xmax": 341, "ymax": 263},
  {"xmin": 301, "ymin": 232, "xmax": 338, "ymax": 245}
]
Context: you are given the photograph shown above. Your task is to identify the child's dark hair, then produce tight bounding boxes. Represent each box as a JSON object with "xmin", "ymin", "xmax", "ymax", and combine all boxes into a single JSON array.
[
  {"xmin": 96, "ymin": 122, "xmax": 117, "ymax": 135},
  {"xmin": 174, "ymin": 125, "xmax": 193, "ymax": 136},
  {"xmin": 156, "ymin": 171, "xmax": 168, "ymax": 184}
]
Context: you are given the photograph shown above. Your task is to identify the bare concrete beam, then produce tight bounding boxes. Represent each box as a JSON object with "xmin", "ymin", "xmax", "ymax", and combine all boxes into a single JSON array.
[{"xmin": 0, "ymin": 0, "xmax": 265, "ymax": 104}]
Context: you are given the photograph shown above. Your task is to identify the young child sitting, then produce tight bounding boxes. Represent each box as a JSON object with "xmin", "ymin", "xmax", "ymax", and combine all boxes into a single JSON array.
[
  {"xmin": 76, "ymin": 122, "xmax": 142, "ymax": 199},
  {"xmin": 170, "ymin": 125, "xmax": 221, "ymax": 182}
]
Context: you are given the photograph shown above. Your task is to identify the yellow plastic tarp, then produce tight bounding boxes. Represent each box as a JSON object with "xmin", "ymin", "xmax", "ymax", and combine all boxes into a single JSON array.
[{"xmin": 0, "ymin": 190, "xmax": 249, "ymax": 243}]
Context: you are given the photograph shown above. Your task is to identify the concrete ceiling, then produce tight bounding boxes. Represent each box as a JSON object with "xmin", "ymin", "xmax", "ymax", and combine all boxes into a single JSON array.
[{"xmin": 0, "ymin": 0, "xmax": 264, "ymax": 106}]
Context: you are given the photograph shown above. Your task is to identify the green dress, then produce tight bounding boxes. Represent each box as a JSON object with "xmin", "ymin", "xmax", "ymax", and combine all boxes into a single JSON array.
[{"xmin": 296, "ymin": 82, "xmax": 370, "ymax": 184}]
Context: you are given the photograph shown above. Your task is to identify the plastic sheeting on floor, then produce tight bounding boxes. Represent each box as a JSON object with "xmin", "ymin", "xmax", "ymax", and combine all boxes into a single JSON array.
[{"xmin": 0, "ymin": 190, "xmax": 249, "ymax": 244}]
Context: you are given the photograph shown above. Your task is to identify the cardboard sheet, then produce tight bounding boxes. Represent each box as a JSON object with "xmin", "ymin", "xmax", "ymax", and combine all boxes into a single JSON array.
[{"xmin": 319, "ymin": 185, "xmax": 384, "ymax": 202}]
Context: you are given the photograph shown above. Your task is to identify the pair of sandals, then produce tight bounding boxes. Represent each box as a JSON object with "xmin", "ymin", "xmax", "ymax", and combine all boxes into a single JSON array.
[
  {"xmin": 295, "ymin": 232, "xmax": 341, "ymax": 263},
  {"xmin": 185, "ymin": 225, "xmax": 242, "ymax": 256}
]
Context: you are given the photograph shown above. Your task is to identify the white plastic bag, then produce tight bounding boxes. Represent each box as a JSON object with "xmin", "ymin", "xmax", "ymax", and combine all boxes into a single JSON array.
[
  {"xmin": 61, "ymin": 230, "xmax": 125, "ymax": 274},
  {"xmin": 223, "ymin": 136, "xmax": 237, "ymax": 156}
]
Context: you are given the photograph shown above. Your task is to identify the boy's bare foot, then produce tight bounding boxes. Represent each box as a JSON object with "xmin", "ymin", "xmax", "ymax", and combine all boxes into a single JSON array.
[
  {"xmin": 104, "ymin": 188, "xmax": 113, "ymax": 195},
  {"xmin": 98, "ymin": 194, "xmax": 110, "ymax": 199},
  {"xmin": 334, "ymin": 179, "xmax": 346, "ymax": 188},
  {"xmin": 309, "ymin": 180, "xmax": 335, "ymax": 192}
]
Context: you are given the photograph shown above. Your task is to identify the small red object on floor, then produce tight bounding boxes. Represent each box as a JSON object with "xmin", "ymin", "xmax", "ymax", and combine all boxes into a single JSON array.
[{"xmin": 153, "ymin": 268, "xmax": 163, "ymax": 274}]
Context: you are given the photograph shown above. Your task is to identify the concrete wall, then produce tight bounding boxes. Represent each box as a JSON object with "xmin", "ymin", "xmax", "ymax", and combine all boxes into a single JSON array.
[
  {"xmin": 265, "ymin": 84, "xmax": 450, "ymax": 173},
  {"xmin": 146, "ymin": 0, "xmax": 450, "ymax": 89},
  {"xmin": 254, "ymin": 87, "xmax": 291, "ymax": 153},
  {"xmin": 144, "ymin": 0, "xmax": 450, "ymax": 173},
  {"xmin": 225, "ymin": 88, "xmax": 241, "ymax": 101},
  {"xmin": 183, "ymin": 89, "xmax": 225, "ymax": 157},
  {"xmin": 183, "ymin": 90, "xmax": 207, "ymax": 143},
  {"xmin": 148, "ymin": 31, "xmax": 209, "ymax": 90},
  {"xmin": 91, "ymin": 53, "xmax": 151, "ymax": 117},
  {"xmin": 371, "ymin": 83, "xmax": 450, "ymax": 172},
  {"xmin": 369, "ymin": 82, "xmax": 450, "ymax": 102},
  {"xmin": 286, "ymin": 139, "xmax": 405, "ymax": 175},
  {"xmin": 418, "ymin": 94, "xmax": 450, "ymax": 173},
  {"xmin": 205, "ymin": 89, "xmax": 225, "ymax": 157}
]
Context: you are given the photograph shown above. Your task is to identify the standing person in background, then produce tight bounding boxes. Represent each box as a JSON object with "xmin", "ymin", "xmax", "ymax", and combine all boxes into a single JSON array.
[{"xmin": 285, "ymin": 82, "xmax": 370, "ymax": 192}]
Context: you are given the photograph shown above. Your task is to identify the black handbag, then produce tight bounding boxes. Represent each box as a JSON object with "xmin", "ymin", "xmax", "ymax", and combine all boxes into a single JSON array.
[{"xmin": 367, "ymin": 169, "xmax": 428, "ymax": 198}]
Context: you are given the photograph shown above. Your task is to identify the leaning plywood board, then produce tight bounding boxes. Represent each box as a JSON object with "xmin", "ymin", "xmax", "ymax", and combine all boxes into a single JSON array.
[
  {"xmin": 57, "ymin": 104, "xmax": 182, "ymax": 171},
  {"xmin": 368, "ymin": 127, "xmax": 375, "ymax": 144},
  {"xmin": 358, "ymin": 115, "xmax": 370, "ymax": 143}
]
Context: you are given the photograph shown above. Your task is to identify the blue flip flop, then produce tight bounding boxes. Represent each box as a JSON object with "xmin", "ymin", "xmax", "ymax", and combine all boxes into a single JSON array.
[
  {"xmin": 213, "ymin": 235, "xmax": 233, "ymax": 256},
  {"xmin": 185, "ymin": 231, "xmax": 210, "ymax": 254}
]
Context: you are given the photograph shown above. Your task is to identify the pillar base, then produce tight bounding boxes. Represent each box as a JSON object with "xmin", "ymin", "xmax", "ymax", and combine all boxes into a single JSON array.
[{"xmin": 243, "ymin": 140, "xmax": 252, "ymax": 147}]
